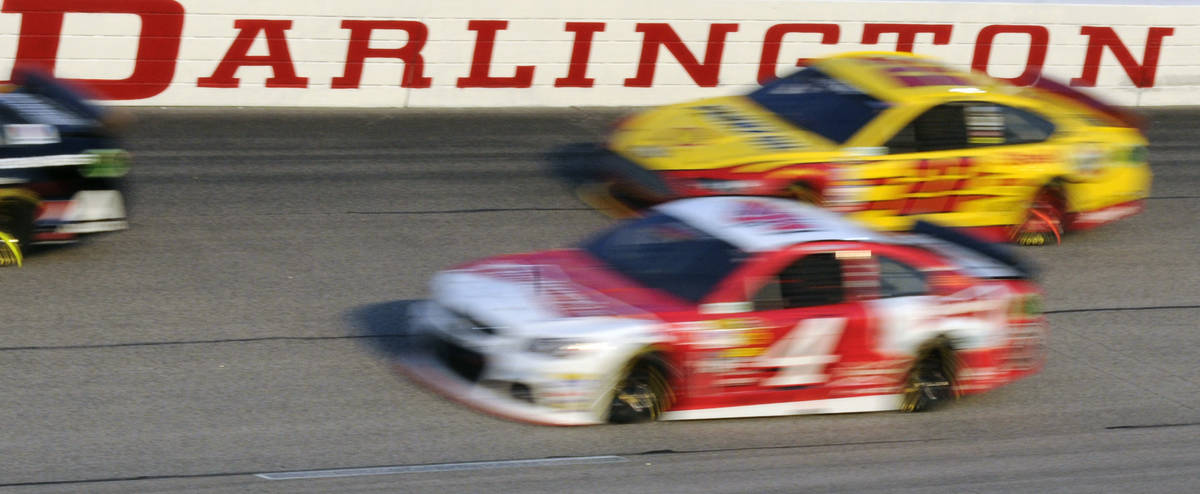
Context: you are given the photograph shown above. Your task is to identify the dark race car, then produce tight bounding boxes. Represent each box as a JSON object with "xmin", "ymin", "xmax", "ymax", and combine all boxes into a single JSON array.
[{"xmin": 0, "ymin": 69, "xmax": 130, "ymax": 264}]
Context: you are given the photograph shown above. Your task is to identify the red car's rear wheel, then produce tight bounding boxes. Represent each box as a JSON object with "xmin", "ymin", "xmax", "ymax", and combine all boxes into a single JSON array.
[{"xmin": 900, "ymin": 340, "xmax": 958, "ymax": 413}]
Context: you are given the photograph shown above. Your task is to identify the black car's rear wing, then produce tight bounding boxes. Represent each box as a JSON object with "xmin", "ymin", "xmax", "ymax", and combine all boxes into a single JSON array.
[
  {"xmin": 910, "ymin": 220, "xmax": 1037, "ymax": 280},
  {"xmin": 6, "ymin": 67, "xmax": 110, "ymax": 133}
]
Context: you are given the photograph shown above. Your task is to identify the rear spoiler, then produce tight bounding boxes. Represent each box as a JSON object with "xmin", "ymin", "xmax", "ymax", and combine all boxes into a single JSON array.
[
  {"xmin": 8, "ymin": 67, "xmax": 113, "ymax": 131},
  {"xmin": 1028, "ymin": 74, "xmax": 1146, "ymax": 132},
  {"xmin": 911, "ymin": 220, "xmax": 1036, "ymax": 279}
]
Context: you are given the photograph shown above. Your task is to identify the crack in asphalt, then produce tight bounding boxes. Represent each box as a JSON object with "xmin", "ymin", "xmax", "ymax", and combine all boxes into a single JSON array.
[
  {"xmin": 1, "ymin": 305, "xmax": 1196, "ymax": 353},
  {"xmin": 0, "ymin": 440, "xmax": 927, "ymax": 488},
  {"xmin": 346, "ymin": 207, "xmax": 592, "ymax": 214},
  {"xmin": 0, "ymin": 334, "xmax": 409, "ymax": 352},
  {"xmin": 1106, "ymin": 422, "xmax": 1200, "ymax": 430},
  {"xmin": 627, "ymin": 438, "xmax": 935, "ymax": 457},
  {"xmin": 1044, "ymin": 304, "xmax": 1200, "ymax": 315}
]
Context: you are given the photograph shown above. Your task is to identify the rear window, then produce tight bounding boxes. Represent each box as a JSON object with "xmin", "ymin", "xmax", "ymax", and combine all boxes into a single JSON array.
[
  {"xmin": 748, "ymin": 67, "xmax": 891, "ymax": 144},
  {"xmin": 581, "ymin": 213, "xmax": 748, "ymax": 302}
]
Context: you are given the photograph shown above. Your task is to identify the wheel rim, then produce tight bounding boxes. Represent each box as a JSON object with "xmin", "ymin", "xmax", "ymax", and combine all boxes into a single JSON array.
[
  {"xmin": 609, "ymin": 364, "xmax": 670, "ymax": 423},
  {"xmin": 1014, "ymin": 188, "xmax": 1064, "ymax": 246},
  {"xmin": 900, "ymin": 349, "xmax": 955, "ymax": 413}
]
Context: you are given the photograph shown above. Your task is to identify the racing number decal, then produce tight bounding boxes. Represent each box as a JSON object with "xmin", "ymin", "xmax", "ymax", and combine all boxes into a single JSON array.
[
  {"xmin": 867, "ymin": 158, "xmax": 988, "ymax": 215},
  {"xmin": 757, "ymin": 317, "xmax": 847, "ymax": 387}
]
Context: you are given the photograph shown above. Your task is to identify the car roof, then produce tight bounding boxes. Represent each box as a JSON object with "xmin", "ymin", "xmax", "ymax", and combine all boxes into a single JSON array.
[
  {"xmin": 652, "ymin": 197, "xmax": 891, "ymax": 252},
  {"xmin": 812, "ymin": 51, "xmax": 1010, "ymax": 103}
]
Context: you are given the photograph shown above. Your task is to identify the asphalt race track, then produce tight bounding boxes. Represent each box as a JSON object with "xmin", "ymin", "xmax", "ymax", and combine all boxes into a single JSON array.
[{"xmin": 2, "ymin": 107, "xmax": 1197, "ymax": 493}]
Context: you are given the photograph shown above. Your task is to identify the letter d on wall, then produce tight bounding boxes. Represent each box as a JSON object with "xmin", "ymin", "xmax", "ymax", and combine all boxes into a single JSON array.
[{"xmin": 3, "ymin": 0, "xmax": 184, "ymax": 100}]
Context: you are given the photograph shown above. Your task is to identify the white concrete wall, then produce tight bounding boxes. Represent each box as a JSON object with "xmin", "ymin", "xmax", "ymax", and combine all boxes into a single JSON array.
[{"xmin": 0, "ymin": 0, "xmax": 1194, "ymax": 107}]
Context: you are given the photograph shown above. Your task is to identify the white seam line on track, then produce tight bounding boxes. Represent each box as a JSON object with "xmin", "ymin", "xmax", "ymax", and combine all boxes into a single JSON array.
[{"xmin": 254, "ymin": 455, "xmax": 629, "ymax": 480}]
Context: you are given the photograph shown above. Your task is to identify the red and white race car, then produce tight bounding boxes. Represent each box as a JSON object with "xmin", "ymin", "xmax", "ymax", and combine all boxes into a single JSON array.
[{"xmin": 402, "ymin": 197, "xmax": 1045, "ymax": 425}]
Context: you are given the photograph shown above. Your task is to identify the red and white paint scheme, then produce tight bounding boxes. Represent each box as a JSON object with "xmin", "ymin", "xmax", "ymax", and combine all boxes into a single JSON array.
[
  {"xmin": 0, "ymin": 0, "xmax": 1193, "ymax": 107},
  {"xmin": 402, "ymin": 197, "xmax": 1046, "ymax": 425}
]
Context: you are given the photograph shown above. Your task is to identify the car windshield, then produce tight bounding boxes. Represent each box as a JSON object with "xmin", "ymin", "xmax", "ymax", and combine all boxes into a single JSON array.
[
  {"xmin": 748, "ymin": 67, "xmax": 890, "ymax": 144},
  {"xmin": 581, "ymin": 212, "xmax": 749, "ymax": 303}
]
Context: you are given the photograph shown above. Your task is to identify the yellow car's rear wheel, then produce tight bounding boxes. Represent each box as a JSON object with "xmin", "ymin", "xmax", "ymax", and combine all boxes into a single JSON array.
[{"xmin": 1013, "ymin": 186, "xmax": 1065, "ymax": 246}]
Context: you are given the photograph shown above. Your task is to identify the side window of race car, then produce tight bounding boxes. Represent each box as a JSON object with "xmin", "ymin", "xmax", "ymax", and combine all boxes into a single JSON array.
[
  {"xmin": 753, "ymin": 253, "xmax": 845, "ymax": 310},
  {"xmin": 877, "ymin": 256, "xmax": 927, "ymax": 297},
  {"xmin": 998, "ymin": 105, "xmax": 1055, "ymax": 144},
  {"xmin": 885, "ymin": 104, "xmax": 968, "ymax": 153}
]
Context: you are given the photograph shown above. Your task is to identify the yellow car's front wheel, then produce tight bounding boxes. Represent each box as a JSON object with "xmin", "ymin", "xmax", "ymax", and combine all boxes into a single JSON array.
[{"xmin": 787, "ymin": 182, "xmax": 823, "ymax": 206}]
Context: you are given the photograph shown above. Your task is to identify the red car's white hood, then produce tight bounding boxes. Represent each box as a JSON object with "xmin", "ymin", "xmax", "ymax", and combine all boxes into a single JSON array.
[{"xmin": 430, "ymin": 250, "xmax": 688, "ymax": 334}]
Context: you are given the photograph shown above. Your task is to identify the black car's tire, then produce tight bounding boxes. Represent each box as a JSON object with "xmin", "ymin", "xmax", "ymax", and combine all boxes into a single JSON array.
[
  {"xmin": 900, "ymin": 340, "xmax": 958, "ymax": 413},
  {"xmin": 0, "ymin": 198, "xmax": 35, "ymax": 255},
  {"xmin": 608, "ymin": 358, "xmax": 672, "ymax": 424}
]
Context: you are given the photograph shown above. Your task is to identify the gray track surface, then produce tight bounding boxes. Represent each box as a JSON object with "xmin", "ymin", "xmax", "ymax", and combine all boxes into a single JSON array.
[{"xmin": 2, "ymin": 107, "xmax": 1197, "ymax": 493}]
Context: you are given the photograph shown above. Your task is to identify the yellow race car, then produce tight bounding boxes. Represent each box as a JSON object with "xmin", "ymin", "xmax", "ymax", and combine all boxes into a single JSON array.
[{"xmin": 551, "ymin": 51, "xmax": 1150, "ymax": 244}]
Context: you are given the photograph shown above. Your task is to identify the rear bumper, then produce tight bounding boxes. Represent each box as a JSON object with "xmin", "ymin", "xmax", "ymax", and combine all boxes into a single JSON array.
[
  {"xmin": 34, "ymin": 189, "xmax": 127, "ymax": 242},
  {"xmin": 547, "ymin": 143, "xmax": 679, "ymax": 215},
  {"xmin": 547, "ymin": 143, "xmax": 674, "ymax": 196}
]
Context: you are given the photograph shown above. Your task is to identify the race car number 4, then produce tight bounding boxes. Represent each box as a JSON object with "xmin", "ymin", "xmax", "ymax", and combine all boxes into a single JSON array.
[{"xmin": 757, "ymin": 317, "xmax": 846, "ymax": 387}]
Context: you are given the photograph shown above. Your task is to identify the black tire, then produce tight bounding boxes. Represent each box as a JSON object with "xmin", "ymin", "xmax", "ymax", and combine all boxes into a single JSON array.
[
  {"xmin": 0, "ymin": 198, "xmax": 35, "ymax": 255},
  {"xmin": 900, "ymin": 340, "xmax": 958, "ymax": 413},
  {"xmin": 608, "ymin": 358, "xmax": 672, "ymax": 424}
]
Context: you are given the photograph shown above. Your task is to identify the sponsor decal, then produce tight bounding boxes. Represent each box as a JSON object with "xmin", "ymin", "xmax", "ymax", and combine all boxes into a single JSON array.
[
  {"xmin": 965, "ymin": 105, "xmax": 1004, "ymax": 145},
  {"xmin": 2, "ymin": 124, "xmax": 59, "ymax": 145},
  {"xmin": 1074, "ymin": 202, "xmax": 1142, "ymax": 225},
  {"xmin": 543, "ymin": 373, "xmax": 602, "ymax": 410},
  {"xmin": 470, "ymin": 263, "xmax": 635, "ymax": 318},
  {"xmin": 731, "ymin": 199, "xmax": 814, "ymax": 233},
  {"xmin": 863, "ymin": 158, "xmax": 991, "ymax": 216},
  {"xmin": 693, "ymin": 105, "xmax": 804, "ymax": 151}
]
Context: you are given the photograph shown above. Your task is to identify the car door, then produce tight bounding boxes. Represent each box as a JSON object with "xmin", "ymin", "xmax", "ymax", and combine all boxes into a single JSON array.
[
  {"xmin": 683, "ymin": 249, "xmax": 875, "ymax": 410},
  {"xmin": 842, "ymin": 101, "xmax": 1060, "ymax": 232}
]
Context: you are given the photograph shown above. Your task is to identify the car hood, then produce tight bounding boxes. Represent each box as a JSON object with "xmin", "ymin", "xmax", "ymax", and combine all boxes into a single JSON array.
[
  {"xmin": 430, "ymin": 249, "xmax": 689, "ymax": 334},
  {"xmin": 607, "ymin": 96, "xmax": 839, "ymax": 171}
]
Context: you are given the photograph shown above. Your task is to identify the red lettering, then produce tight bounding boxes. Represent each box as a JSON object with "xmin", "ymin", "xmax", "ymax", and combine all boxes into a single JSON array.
[
  {"xmin": 1069, "ymin": 26, "xmax": 1174, "ymax": 88},
  {"xmin": 554, "ymin": 22, "xmax": 606, "ymax": 88},
  {"xmin": 757, "ymin": 24, "xmax": 839, "ymax": 84},
  {"xmin": 624, "ymin": 23, "xmax": 739, "ymax": 87},
  {"xmin": 971, "ymin": 25, "xmax": 1048, "ymax": 86},
  {"xmin": 197, "ymin": 20, "xmax": 308, "ymax": 88},
  {"xmin": 331, "ymin": 20, "xmax": 431, "ymax": 89},
  {"xmin": 2, "ymin": 0, "xmax": 184, "ymax": 100},
  {"xmin": 861, "ymin": 24, "xmax": 952, "ymax": 53},
  {"xmin": 456, "ymin": 20, "xmax": 535, "ymax": 88}
]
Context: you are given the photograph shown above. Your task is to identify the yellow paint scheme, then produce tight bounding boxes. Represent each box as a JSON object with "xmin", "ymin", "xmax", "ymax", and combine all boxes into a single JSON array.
[{"xmin": 607, "ymin": 51, "xmax": 1151, "ymax": 233}]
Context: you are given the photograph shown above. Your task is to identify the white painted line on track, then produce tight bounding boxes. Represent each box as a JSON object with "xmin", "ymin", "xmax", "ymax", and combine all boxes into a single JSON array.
[{"xmin": 255, "ymin": 455, "xmax": 629, "ymax": 480}]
